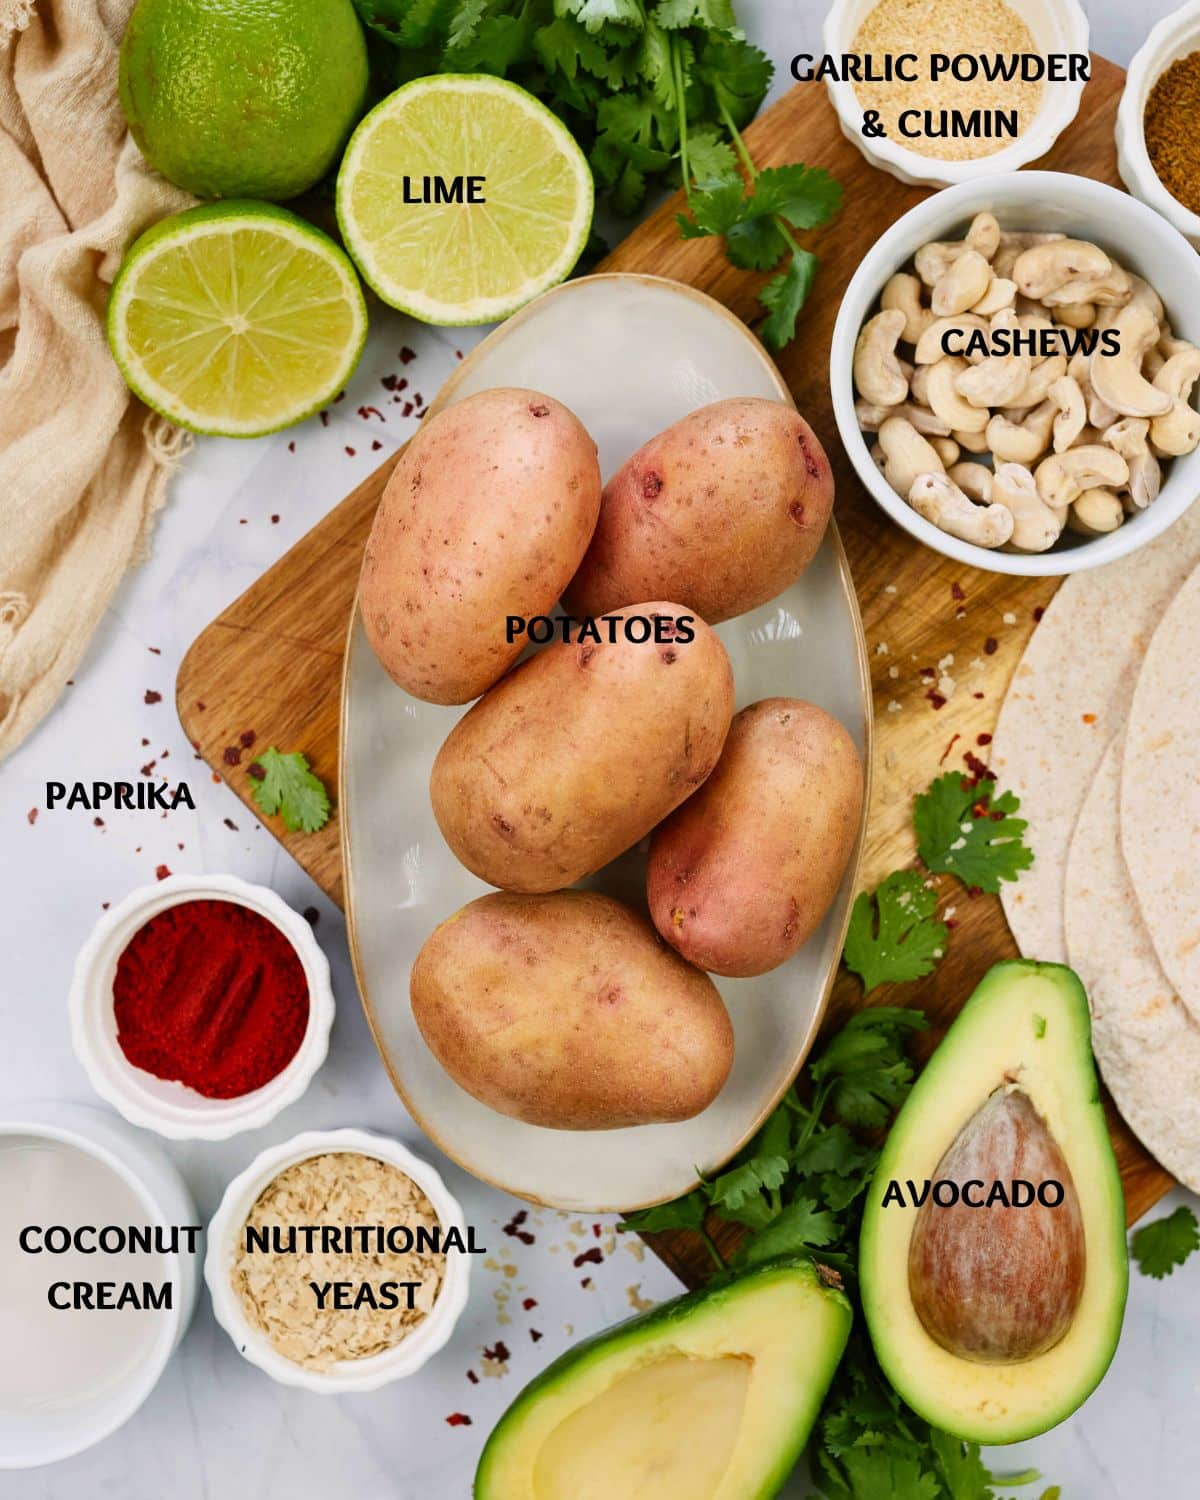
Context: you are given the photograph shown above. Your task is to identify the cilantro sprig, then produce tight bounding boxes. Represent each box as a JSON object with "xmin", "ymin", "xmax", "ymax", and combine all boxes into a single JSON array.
[
  {"xmin": 843, "ymin": 871, "xmax": 948, "ymax": 994},
  {"xmin": 914, "ymin": 771, "xmax": 1033, "ymax": 894},
  {"xmin": 353, "ymin": 0, "xmax": 840, "ymax": 347},
  {"xmin": 1131, "ymin": 1206, "xmax": 1200, "ymax": 1280},
  {"xmin": 248, "ymin": 748, "xmax": 332, "ymax": 834}
]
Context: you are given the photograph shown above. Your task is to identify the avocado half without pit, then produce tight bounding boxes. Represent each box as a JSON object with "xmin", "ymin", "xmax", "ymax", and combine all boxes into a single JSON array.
[
  {"xmin": 475, "ymin": 1258, "xmax": 851, "ymax": 1500},
  {"xmin": 859, "ymin": 959, "xmax": 1129, "ymax": 1445}
]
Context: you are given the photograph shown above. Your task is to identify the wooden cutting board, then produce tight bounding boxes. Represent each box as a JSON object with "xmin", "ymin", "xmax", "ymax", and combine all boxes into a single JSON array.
[{"xmin": 177, "ymin": 54, "xmax": 1172, "ymax": 1285}]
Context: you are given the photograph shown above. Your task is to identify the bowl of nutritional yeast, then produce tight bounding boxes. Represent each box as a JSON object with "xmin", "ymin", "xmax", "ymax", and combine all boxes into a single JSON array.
[
  {"xmin": 1118, "ymin": 0, "xmax": 1200, "ymax": 247},
  {"xmin": 820, "ymin": 0, "xmax": 1090, "ymax": 186}
]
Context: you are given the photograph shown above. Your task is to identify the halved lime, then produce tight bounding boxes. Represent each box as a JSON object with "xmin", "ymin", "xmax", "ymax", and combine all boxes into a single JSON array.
[
  {"xmin": 107, "ymin": 202, "xmax": 368, "ymax": 437},
  {"xmin": 336, "ymin": 75, "xmax": 594, "ymax": 326}
]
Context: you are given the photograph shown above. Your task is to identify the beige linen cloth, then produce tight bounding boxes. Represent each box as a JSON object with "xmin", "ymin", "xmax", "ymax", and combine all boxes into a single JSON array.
[{"xmin": 0, "ymin": 0, "xmax": 193, "ymax": 761}]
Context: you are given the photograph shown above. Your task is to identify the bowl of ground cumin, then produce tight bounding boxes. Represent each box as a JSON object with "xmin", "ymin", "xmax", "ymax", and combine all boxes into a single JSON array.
[
  {"xmin": 822, "ymin": 0, "xmax": 1089, "ymax": 186},
  {"xmin": 1118, "ymin": 1, "xmax": 1200, "ymax": 246},
  {"xmin": 205, "ymin": 1129, "xmax": 471, "ymax": 1391}
]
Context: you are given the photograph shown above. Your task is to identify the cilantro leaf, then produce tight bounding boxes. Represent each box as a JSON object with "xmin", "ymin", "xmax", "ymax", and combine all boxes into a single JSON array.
[
  {"xmin": 619, "ymin": 1189, "xmax": 707, "ymax": 1235},
  {"xmin": 838, "ymin": 1447, "xmax": 941, "ymax": 1500},
  {"xmin": 758, "ymin": 249, "xmax": 817, "ymax": 350},
  {"xmin": 684, "ymin": 125, "xmax": 739, "ymax": 185},
  {"xmin": 694, "ymin": 35, "xmax": 772, "ymax": 123},
  {"xmin": 707, "ymin": 1156, "xmax": 788, "ymax": 1228},
  {"xmin": 1131, "ymin": 1205, "xmax": 1200, "ymax": 1279},
  {"xmin": 736, "ymin": 1197, "xmax": 838, "ymax": 1267},
  {"xmin": 810, "ymin": 1008, "xmax": 927, "ymax": 1129},
  {"xmin": 844, "ymin": 871, "xmax": 948, "ymax": 993},
  {"xmin": 249, "ymin": 748, "xmax": 332, "ymax": 834},
  {"xmin": 914, "ymin": 771, "xmax": 1034, "ymax": 893},
  {"xmin": 559, "ymin": 0, "xmax": 645, "ymax": 35},
  {"xmin": 445, "ymin": 12, "xmax": 530, "ymax": 70},
  {"xmin": 652, "ymin": 0, "xmax": 737, "ymax": 32},
  {"xmin": 752, "ymin": 162, "xmax": 842, "ymax": 229},
  {"xmin": 725, "ymin": 214, "xmax": 790, "ymax": 270}
]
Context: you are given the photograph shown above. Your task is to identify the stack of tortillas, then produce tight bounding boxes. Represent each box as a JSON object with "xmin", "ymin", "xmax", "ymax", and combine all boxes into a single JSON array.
[{"xmin": 994, "ymin": 505, "xmax": 1200, "ymax": 1191}]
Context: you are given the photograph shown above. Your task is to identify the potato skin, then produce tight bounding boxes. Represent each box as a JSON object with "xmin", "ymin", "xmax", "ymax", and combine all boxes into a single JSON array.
[
  {"xmin": 360, "ymin": 387, "xmax": 600, "ymax": 704},
  {"xmin": 410, "ymin": 890, "xmax": 734, "ymax": 1129},
  {"xmin": 647, "ymin": 698, "xmax": 863, "ymax": 977},
  {"xmin": 430, "ymin": 603, "xmax": 734, "ymax": 892},
  {"xmin": 566, "ymin": 397, "xmax": 834, "ymax": 624}
]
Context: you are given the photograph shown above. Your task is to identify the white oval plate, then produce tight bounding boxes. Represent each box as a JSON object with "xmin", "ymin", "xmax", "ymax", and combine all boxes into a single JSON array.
[{"xmin": 340, "ymin": 273, "xmax": 872, "ymax": 1212}]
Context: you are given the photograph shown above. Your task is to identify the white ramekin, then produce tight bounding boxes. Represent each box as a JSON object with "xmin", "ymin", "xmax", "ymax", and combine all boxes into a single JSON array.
[
  {"xmin": 205, "ymin": 1128, "xmax": 471, "ymax": 1392},
  {"xmin": 0, "ymin": 1101, "xmax": 199, "ymax": 1469},
  {"xmin": 831, "ymin": 170, "xmax": 1200, "ymax": 576},
  {"xmin": 69, "ymin": 874, "xmax": 334, "ymax": 1141},
  {"xmin": 1117, "ymin": 0, "xmax": 1200, "ymax": 248},
  {"xmin": 822, "ymin": 0, "xmax": 1090, "ymax": 187}
]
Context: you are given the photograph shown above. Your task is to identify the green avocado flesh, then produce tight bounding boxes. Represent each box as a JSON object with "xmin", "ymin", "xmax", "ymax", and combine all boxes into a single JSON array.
[
  {"xmin": 859, "ymin": 960, "xmax": 1128, "ymax": 1444},
  {"xmin": 475, "ymin": 1258, "xmax": 852, "ymax": 1500}
]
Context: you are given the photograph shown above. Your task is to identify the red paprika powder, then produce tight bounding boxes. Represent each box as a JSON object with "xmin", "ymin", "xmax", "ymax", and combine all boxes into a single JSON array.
[{"xmin": 113, "ymin": 899, "xmax": 310, "ymax": 1098}]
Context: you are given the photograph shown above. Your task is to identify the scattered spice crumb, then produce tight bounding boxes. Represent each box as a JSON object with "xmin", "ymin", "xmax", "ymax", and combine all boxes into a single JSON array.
[
  {"xmin": 951, "ymin": 582, "xmax": 965, "ymax": 601},
  {"xmin": 1002, "ymin": 611, "xmax": 1016, "ymax": 625},
  {"xmin": 887, "ymin": 700, "xmax": 902, "ymax": 713},
  {"xmin": 884, "ymin": 584, "xmax": 897, "ymax": 594},
  {"xmin": 976, "ymin": 732, "xmax": 992, "ymax": 746},
  {"xmin": 530, "ymin": 1328, "xmax": 543, "ymax": 1342},
  {"xmin": 148, "ymin": 646, "xmax": 161, "ymax": 655},
  {"xmin": 372, "ymin": 440, "xmax": 383, "ymax": 451},
  {"xmin": 271, "ymin": 514, "xmax": 280, "ymax": 524},
  {"xmin": 288, "ymin": 441, "xmax": 296, "ymax": 453},
  {"xmin": 573, "ymin": 1247, "xmax": 603, "ymax": 1269},
  {"xmin": 155, "ymin": 864, "xmax": 171, "ymax": 880},
  {"xmin": 466, "ymin": 1370, "xmax": 479, "ymax": 1385},
  {"xmin": 223, "ymin": 818, "xmax": 238, "ymax": 831},
  {"xmin": 223, "ymin": 747, "xmax": 241, "ymax": 766},
  {"xmin": 140, "ymin": 760, "xmax": 157, "ymax": 776},
  {"xmin": 873, "ymin": 642, "xmax": 889, "ymax": 657},
  {"xmin": 144, "ymin": 690, "xmax": 161, "ymax": 705},
  {"xmin": 94, "ymin": 816, "xmax": 104, "ymax": 828},
  {"xmin": 483, "ymin": 1340, "xmax": 511, "ymax": 1365},
  {"xmin": 1032, "ymin": 605, "xmax": 1045, "ymax": 621},
  {"xmin": 626, "ymin": 1284, "xmax": 656, "ymax": 1312},
  {"xmin": 319, "ymin": 411, "xmax": 329, "ymax": 427},
  {"xmin": 239, "ymin": 730, "xmax": 256, "ymax": 748},
  {"xmin": 521, "ymin": 1297, "xmax": 537, "ymax": 1310},
  {"xmin": 335, "ymin": 392, "xmax": 345, "ymax": 403},
  {"xmin": 26, "ymin": 808, "xmax": 37, "ymax": 825},
  {"xmin": 939, "ymin": 733, "xmax": 961, "ymax": 765},
  {"xmin": 1082, "ymin": 712, "xmax": 1097, "ymax": 724},
  {"xmin": 581, "ymin": 1277, "xmax": 593, "ymax": 1289},
  {"xmin": 303, "ymin": 906, "xmax": 320, "ymax": 927},
  {"xmin": 446, "ymin": 1413, "xmax": 472, "ymax": 1427},
  {"xmin": 247, "ymin": 762, "xmax": 266, "ymax": 782},
  {"xmin": 925, "ymin": 689, "xmax": 947, "ymax": 710},
  {"xmin": 984, "ymin": 637, "xmax": 998, "ymax": 655},
  {"xmin": 345, "ymin": 446, "xmax": 356, "ymax": 457},
  {"xmin": 400, "ymin": 346, "xmax": 416, "ymax": 363},
  {"xmin": 503, "ymin": 1210, "xmax": 535, "ymax": 1246},
  {"xmin": 888, "ymin": 665, "xmax": 899, "ymax": 679},
  {"xmin": 101, "ymin": 901, "xmax": 110, "ymax": 910},
  {"xmin": 196, "ymin": 701, "xmax": 206, "ymax": 711}
]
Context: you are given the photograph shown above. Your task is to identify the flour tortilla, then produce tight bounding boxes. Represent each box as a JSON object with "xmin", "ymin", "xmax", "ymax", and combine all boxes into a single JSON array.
[
  {"xmin": 994, "ymin": 505, "xmax": 1200, "ymax": 962},
  {"xmin": 1121, "ymin": 561, "xmax": 1200, "ymax": 1023},
  {"xmin": 1065, "ymin": 732, "xmax": 1200, "ymax": 1191}
]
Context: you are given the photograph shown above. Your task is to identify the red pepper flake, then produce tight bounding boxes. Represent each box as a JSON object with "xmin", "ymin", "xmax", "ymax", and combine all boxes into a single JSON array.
[
  {"xmin": 983, "ymin": 637, "xmax": 998, "ymax": 655},
  {"xmin": 141, "ymin": 738, "xmax": 150, "ymax": 746},
  {"xmin": 502, "ymin": 1209, "xmax": 535, "ymax": 1245},
  {"xmin": 415, "ymin": 406, "xmax": 428, "ymax": 419},
  {"xmin": 381, "ymin": 374, "xmax": 399, "ymax": 391},
  {"xmin": 573, "ymin": 1247, "xmax": 603, "ymax": 1268},
  {"xmin": 211, "ymin": 772, "xmax": 220, "ymax": 784},
  {"xmin": 400, "ymin": 346, "xmax": 416, "ymax": 364},
  {"xmin": 919, "ymin": 665, "xmax": 936, "ymax": 680},
  {"xmin": 303, "ymin": 906, "xmax": 319, "ymax": 927},
  {"xmin": 413, "ymin": 393, "xmax": 424, "ymax": 406},
  {"xmin": 401, "ymin": 401, "xmax": 414, "ymax": 417},
  {"xmin": 938, "ymin": 732, "xmax": 961, "ymax": 765},
  {"xmin": 141, "ymin": 760, "xmax": 157, "ymax": 777},
  {"xmin": 1032, "ymin": 605, "xmax": 1045, "ymax": 622},
  {"xmin": 319, "ymin": 411, "xmax": 329, "ymax": 427},
  {"xmin": 950, "ymin": 581, "xmax": 965, "ymax": 601},
  {"xmin": 196, "ymin": 701, "xmax": 206, "ymax": 711},
  {"xmin": 530, "ymin": 1328, "xmax": 543, "ymax": 1342},
  {"xmin": 456, "ymin": 349, "xmax": 463, "ymax": 360},
  {"xmin": 967, "ymin": 884, "xmax": 983, "ymax": 897},
  {"xmin": 357, "ymin": 405, "xmax": 385, "ymax": 422},
  {"xmin": 1082, "ymin": 712, "xmax": 1096, "ymax": 725},
  {"xmin": 247, "ymin": 762, "xmax": 266, "ymax": 781},
  {"xmin": 288, "ymin": 441, "xmax": 296, "ymax": 453},
  {"xmin": 161, "ymin": 749, "xmax": 170, "ymax": 761},
  {"xmin": 223, "ymin": 818, "xmax": 238, "ymax": 831},
  {"xmin": 592, "ymin": 1223, "xmax": 602, "ymax": 1238},
  {"xmin": 334, "ymin": 391, "xmax": 345, "ymax": 403},
  {"xmin": 177, "ymin": 843, "xmax": 185, "ymax": 852},
  {"xmin": 155, "ymin": 864, "xmax": 171, "ymax": 881},
  {"xmin": 239, "ymin": 730, "xmax": 256, "ymax": 749},
  {"xmin": 371, "ymin": 439, "xmax": 382, "ymax": 451},
  {"xmin": 223, "ymin": 746, "xmax": 241, "ymax": 766},
  {"xmin": 976, "ymin": 732, "xmax": 993, "ymax": 746},
  {"xmin": 144, "ymin": 690, "xmax": 162, "ymax": 705},
  {"xmin": 522, "ymin": 1297, "xmax": 538, "ymax": 1310},
  {"xmin": 580, "ymin": 1276, "xmax": 592, "ymax": 1288},
  {"xmin": 483, "ymin": 1341, "xmax": 510, "ymax": 1364},
  {"xmin": 148, "ymin": 646, "xmax": 161, "ymax": 655},
  {"xmin": 102, "ymin": 901, "xmax": 110, "ymax": 910},
  {"xmin": 345, "ymin": 446, "xmax": 356, "ymax": 457},
  {"xmin": 26, "ymin": 808, "xmax": 37, "ymax": 825},
  {"xmin": 445, "ymin": 1413, "xmax": 472, "ymax": 1427},
  {"xmin": 271, "ymin": 514, "xmax": 280, "ymax": 524},
  {"xmin": 972, "ymin": 691, "xmax": 985, "ymax": 699},
  {"xmin": 94, "ymin": 817, "xmax": 104, "ymax": 828},
  {"xmin": 925, "ymin": 689, "xmax": 946, "ymax": 711},
  {"xmin": 239, "ymin": 519, "xmax": 247, "ymax": 525},
  {"xmin": 466, "ymin": 1370, "xmax": 479, "ymax": 1385}
]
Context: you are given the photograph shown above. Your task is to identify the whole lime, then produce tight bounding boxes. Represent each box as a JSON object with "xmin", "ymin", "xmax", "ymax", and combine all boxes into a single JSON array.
[{"xmin": 119, "ymin": 0, "xmax": 369, "ymax": 201}]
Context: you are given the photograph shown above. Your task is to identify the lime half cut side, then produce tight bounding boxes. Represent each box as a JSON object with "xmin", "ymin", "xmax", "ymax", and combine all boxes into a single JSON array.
[
  {"xmin": 107, "ymin": 202, "xmax": 368, "ymax": 437},
  {"xmin": 337, "ymin": 75, "xmax": 594, "ymax": 326}
]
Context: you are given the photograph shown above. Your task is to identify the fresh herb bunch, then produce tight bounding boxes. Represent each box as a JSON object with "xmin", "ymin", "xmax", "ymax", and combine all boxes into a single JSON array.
[{"xmin": 351, "ymin": 0, "xmax": 841, "ymax": 347}]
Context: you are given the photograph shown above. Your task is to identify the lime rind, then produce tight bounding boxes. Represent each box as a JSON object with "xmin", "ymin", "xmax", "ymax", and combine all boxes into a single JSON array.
[
  {"xmin": 107, "ymin": 201, "xmax": 368, "ymax": 438},
  {"xmin": 336, "ymin": 75, "xmax": 594, "ymax": 326}
]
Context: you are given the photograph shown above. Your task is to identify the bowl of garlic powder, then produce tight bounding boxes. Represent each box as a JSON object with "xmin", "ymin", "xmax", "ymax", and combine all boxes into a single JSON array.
[
  {"xmin": 205, "ymin": 1128, "xmax": 471, "ymax": 1392},
  {"xmin": 822, "ymin": 0, "xmax": 1089, "ymax": 187}
]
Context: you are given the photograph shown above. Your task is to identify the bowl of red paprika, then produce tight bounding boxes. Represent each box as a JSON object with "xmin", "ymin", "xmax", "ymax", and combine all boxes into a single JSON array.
[{"xmin": 69, "ymin": 874, "xmax": 334, "ymax": 1140}]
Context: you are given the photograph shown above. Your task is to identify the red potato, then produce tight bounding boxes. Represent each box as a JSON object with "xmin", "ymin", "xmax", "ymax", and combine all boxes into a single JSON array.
[
  {"xmin": 360, "ymin": 387, "xmax": 601, "ymax": 704},
  {"xmin": 647, "ymin": 698, "xmax": 863, "ymax": 977},
  {"xmin": 430, "ymin": 603, "xmax": 734, "ymax": 893},
  {"xmin": 566, "ymin": 397, "xmax": 834, "ymax": 624}
]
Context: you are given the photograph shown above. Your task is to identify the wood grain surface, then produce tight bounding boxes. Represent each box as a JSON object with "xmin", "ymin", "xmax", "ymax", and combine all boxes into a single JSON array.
[{"xmin": 177, "ymin": 54, "xmax": 1172, "ymax": 1287}]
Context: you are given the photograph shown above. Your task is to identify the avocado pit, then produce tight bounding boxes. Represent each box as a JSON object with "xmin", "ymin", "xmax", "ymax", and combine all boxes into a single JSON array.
[{"xmin": 908, "ymin": 1087, "xmax": 1086, "ymax": 1364}]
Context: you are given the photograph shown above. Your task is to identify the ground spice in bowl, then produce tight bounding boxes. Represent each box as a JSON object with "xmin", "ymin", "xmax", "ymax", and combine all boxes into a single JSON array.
[
  {"xmin": 1144, "ymin": 52, "xmax": 1200, "ymax": 216},
  {"xmin": 851, "ymin": 0, "xmax": 1044, "ymax": 162},
  {"xmin": 230, "ymin": 1152, "xmax": 445, "ymax": 1370},
  {"xmin": 112, "ymin": 899, "xmax": 309, "ymax": 1098}
]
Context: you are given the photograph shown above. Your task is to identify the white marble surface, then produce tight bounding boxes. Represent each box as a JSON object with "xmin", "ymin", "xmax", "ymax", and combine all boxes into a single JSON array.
[{"xmin": 3, "ymin": 2, "xmax": 1199, "ymax": 1495}]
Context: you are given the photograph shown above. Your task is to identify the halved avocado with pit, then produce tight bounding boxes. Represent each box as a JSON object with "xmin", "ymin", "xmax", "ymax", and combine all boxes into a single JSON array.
[
  {"xmin": 859, "ymin": 959, "xmax": 1128, "ymax": 1444},
  {"xmin": 475, "ymin": 1257, "xmax": 851, "ymax": 1500}
]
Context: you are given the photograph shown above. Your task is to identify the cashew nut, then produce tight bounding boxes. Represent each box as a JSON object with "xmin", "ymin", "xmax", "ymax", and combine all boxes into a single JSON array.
[
  {"xmin": 932, "ymin": 249, "xmax": 992, "ymax": 317},
  {"xmin": 1090, "ymin": 303, "xmax": 1172, "ymax": 419},
  {"xmin": 948, "ymin": 462, "xmax": 994, "ymax": 502},
  {"xmin": 1068, "ymin": 488, "xmax": 1125, "ymax": 536},
  {"xmin": 854, "ymin": 309, "xmax": 909, "ymax": 407},
  {"xmin": 992, "ymin": 462, "xmax": 1067, "ymax": 552},
  {"xmin": 1035, "ymin": 445, "xmax": 1130, "ymax": 508},
  {"xmin": 1149, "ymin": 346, "xmax": 1200, "ymax": 456},
  {"xmin": 972, "ymin": 275, "xmax": 1017, "ymax": 316},
  {"xmin": 993, "ymin": 230, "xmax": 1064, "ymax": 281},
  {"xmin": 877, "ymin": 416, "xmax": 946, "ymax": 497},
  {"xmin": 927, "ymin": 356, "xmax": 989, "ymax": 432},
  {"xmin": 953, "ymin": 310, "xmax": 1030, "ymax": 408},
  {"xmin": 855, "ymin": 399, "xmax": 899, "ymax": 432},
  {"xmin": 986, "ymin": 399, "xmax": 1055, "ymax": 466},
  {"xmin": 1102, "ymin": 417, "xmax": 1161, "ymax": 509},
  {"xmin": 914, "ymin": 314, "xmax": 988, "ymax": 364},
  {"xmin": 1013, "ymin": 240, "xmax": 1111, "ymax": 300},
  {"xmin": 928, "ymin": 436, "xmax": 960, "ymax": 466},
  {"xmin": 1048, "ymin": 375, "xmax": 1087, "ymax": 452},
  {"xmin": 952, "ymin": 425, "xmax": 992, "ymax": 453},
  {"xmin": 881, "ymin": 272, "xmax": 933, "ymax": 345},
  {"xmin": 1008, "ymin": 352, "xmax": 1068, "ymax": 409},
  {"xmin": 1053, "ymin": 301, "xmax": 1097, "ymax": 329},
  {"xmin": 1042, "ymin": 264, "xmax": 1133, "ymax": 308},
  {"xmin": 909, "ymin": 471, "xmax": 1014, "ymax": 548}
]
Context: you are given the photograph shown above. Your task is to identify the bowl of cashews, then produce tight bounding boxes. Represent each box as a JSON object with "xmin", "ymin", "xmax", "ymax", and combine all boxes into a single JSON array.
[{"xmin": 830, "ymin": 170, "xmax": 1200, "ymax": 575}]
